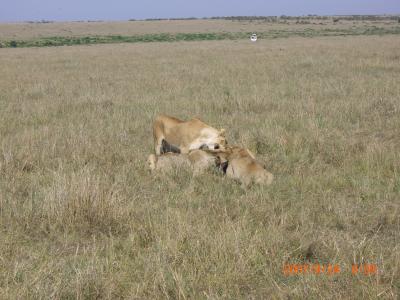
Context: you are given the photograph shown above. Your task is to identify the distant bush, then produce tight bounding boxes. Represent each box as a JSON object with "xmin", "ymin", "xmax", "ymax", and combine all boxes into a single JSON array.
[
  {"xmin": 144, "ymin": 18, "xmax": 164, "ymax": 21},
  {"xmin": 169, "ymin": 17, "xmax": 198, "ymax": 20}
]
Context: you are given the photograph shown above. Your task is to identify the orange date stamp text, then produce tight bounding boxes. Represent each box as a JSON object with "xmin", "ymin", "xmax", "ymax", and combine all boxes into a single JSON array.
[{"xmin": 283, "ymin": 263, "xmax": 377, "ymax": 276}]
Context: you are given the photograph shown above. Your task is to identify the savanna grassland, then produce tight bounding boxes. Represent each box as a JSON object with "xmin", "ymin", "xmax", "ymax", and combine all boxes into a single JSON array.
[
  {"xmin": 1, "ymin": 18, "xmax": 400, "ymax": 47},
  {"xmin": 0, "ymin": 19, "xmax": 400, "ymax": 299},
  {"xmin": 1, "ymin": 17, "xmax": 399, "ymax": 39}
]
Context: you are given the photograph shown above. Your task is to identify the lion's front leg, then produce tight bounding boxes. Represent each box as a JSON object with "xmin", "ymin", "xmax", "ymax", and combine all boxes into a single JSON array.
[
  {"xmin": 161, "ymin": 140, "xmax": 181, "ymax": 154},
  {"xmin": 154, "ymin": 137, "xmax": 164, "ymax": 155}
]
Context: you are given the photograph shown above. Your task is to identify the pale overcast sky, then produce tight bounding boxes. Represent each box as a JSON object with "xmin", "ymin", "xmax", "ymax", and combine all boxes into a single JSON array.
[{"xmin": 1, "ymin": 0, "xmax": 399, "ymax": 22}]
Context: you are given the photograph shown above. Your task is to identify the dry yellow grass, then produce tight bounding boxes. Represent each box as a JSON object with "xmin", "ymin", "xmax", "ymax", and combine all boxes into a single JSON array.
[
  {"xmin": 0, "ymin": 34, "xmax": 399, "ymax": 298},
  {"xmin": 0, "ymin": 18, "xmax": 398, "ymax": 40}
]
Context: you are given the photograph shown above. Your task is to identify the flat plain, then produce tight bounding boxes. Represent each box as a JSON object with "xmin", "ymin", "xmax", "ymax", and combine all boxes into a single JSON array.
[
  {"xmin": 0, "ymin": 18, "xmax": 397, "ymax": 39},
  {"xmin": 0, "ymin": 19, "xmax": 399, "ymax": 299}
]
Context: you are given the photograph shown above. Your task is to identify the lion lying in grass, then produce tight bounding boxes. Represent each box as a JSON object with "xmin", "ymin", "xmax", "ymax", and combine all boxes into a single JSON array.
[
  {"xmin": 216, "ymin": 146, "xmax": 274, "ymax": 188},
  {"xmin": 147, "ymin": 149, "xmax": 218, "ymax": 175},
  {"xmin": 147, "ymin": 145, "xmax": 273, "ymax": 188}
]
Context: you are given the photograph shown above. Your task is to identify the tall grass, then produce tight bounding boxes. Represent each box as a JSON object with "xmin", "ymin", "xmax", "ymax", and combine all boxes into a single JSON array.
[{"xmin": 0, "ymin": 35, "xmax": 399, "ymax": 298}]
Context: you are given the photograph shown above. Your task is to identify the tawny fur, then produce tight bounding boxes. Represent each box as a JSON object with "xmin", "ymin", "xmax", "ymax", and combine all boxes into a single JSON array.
[
  {"xmin": 217, "ymin": 146, "xmax": 273, "ymax": 188},
  {"xmin": 153, "ymin": 114, "xmax": 227, "ymax": 155},
  {"xmin": 147, "ymin": 150, "xmax": 218, "ymax": 175},
  {"xmin": 187, "ymin": 149, "xmax": 217, "ymax": 175}
]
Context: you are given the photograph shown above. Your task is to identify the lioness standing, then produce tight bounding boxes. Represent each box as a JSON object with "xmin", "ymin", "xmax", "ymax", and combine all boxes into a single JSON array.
[{"xmin": 153, "ymin": 114, "xmax": 227, "ymax": 155}]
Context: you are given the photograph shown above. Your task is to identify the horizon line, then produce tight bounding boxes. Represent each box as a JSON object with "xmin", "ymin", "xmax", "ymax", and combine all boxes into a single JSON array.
[{"xmin": 2, "ymin": 13, "xmax": 400, "ymax": 24}]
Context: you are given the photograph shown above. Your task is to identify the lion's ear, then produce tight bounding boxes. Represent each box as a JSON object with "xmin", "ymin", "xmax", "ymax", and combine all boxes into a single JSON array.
[{"xmin": 219, "ymin": 128, "xmax": 226, "ymax": 136}]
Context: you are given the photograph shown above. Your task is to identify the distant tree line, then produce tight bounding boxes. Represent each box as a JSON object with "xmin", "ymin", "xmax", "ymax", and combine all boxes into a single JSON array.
[
  {"xmin": 135, "ymin": 15, "xmax": 399, "ymax": 22},
  {"xmin": 23, "ymin": 15, "xmax": 400, "ymax": 24}
]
